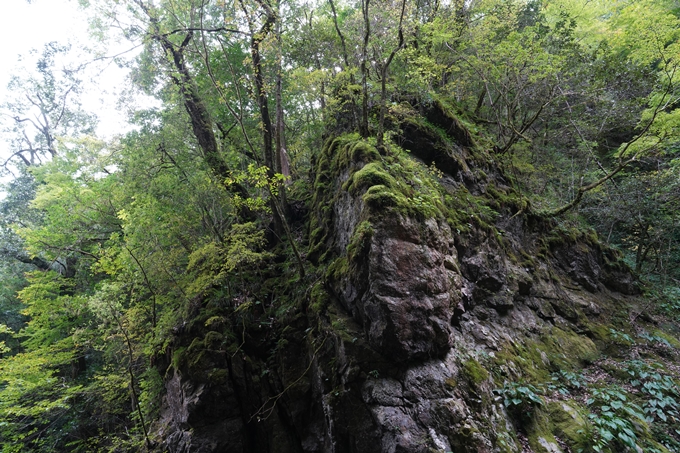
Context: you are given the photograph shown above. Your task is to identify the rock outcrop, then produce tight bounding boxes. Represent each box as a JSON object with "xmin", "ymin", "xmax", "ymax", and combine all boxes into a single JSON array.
[{"xmin": 152, "ymin": 103, "xmax": 680, "ymax": 453}]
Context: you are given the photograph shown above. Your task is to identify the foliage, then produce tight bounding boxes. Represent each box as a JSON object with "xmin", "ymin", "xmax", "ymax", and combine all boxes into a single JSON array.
[
  {"xmin": 495, "ymin": 381, "xmax": 545, "ymax": 423},
  {"xmin": 0, "ymin": 0, "xmax": 679, "ymax": 450},
  {"xmin": 625, "ymin": 361, "xmax": 680, "ymax": 425},
  {"xmin": 509, "ymin": 362, "xmax": 680, "ymax": 452},
  {"xmin": 186, "ymin": 222, "xmax": 273, "ymax": 297},
  {"xmin": 0, "ymin": 42, "xmax": 95, "ymax": 170},
  {"xmin": 581, "ymin": 386, "xmax": 646, "ymax": 452},
  {"xmin": 549, "ymin": 370, "xmax": 584, "ymax": 395}
]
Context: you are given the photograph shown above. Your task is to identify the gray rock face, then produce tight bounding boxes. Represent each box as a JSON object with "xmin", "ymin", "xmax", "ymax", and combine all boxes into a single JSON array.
[
  {"xmin": 157, "ymin": 369, "xmax": 245, "ymax": 452},
  {"xmin": 334, "ymin": 211, "xmax": 458, "ymax": 362}
]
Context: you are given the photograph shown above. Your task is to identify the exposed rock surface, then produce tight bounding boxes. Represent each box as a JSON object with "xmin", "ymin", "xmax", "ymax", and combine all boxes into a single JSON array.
[
  {"xmin": 150, "ymin": 104, "xmax": 679, "ymax": 453},
  {"xmin": 330, "ymin": 213, "xmax": 457, "ymax": 362}
]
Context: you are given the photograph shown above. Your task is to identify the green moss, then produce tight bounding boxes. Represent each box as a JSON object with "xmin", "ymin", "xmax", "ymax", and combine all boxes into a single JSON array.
[
  {"xmin": 309, "ymin": 226, "xmax": 324, "ymax": 245},
  {"xmin": 526, "ymin": 407, "xmax": 566, "ymax": 453},
  {"xmin": 186, "ymin": 337, "xmax": 208, "ymax": 370},
  {"xmin": 345, "ymin": 153, "xmax": 445, "ymax": 220},
  {"xmin": 311, "ymin": 133, "xmax": 469, "ymax": 265},
  {"xmin": 347, "ymin": 221, "xmax": 373, "ymax": 262},
  {"xmin": 171, "ymin": 346, "xmax": 187, "ymax": 371},
  {"xmin": 431, "ymin": 94, "xmax": 479, "ymax": 140},
  {"xmin": 542, "ymin": 327, "xmax": 599, "ymax": 369},
  {"xmin": 441, "ymin": 187, "xmax": 501, "ymax": 234},
  {"xmin": 328, "ymin": 312, "xmax": 359, "ymax": 344},
  {"xmin": 345, "ymin": 162, "xmax": 397, "ymax": 194},
  {"xmin": 309, "ymin": 135, "xmax": 378, "ymax": 263},
  {"xmin": 519, "ymin": 250, "xmax": 537, "ymax": 266},
  {"xmin": 546, "ymin": 401, "xmax": 589, "ymax": 450},
  {"xmin": 493, "ymin": 328, "xmax": 599, "ymax": 383},
  {"xmin": 310, "ymin": 281, "xmax": 331, "ymax": 314},
  {"xmin": 308, "ymin": 222, "xmax": 330, "ymax": 263},
  {"xmin": 650, "ymin": 329, "xmax": 680, "ymax": 348},
  {"xmin": 331, "ymin": 318, "xmax": 346, "ymax": 331},
  {"xmin": 362, "ymin": 184, "xmax": 402, "ymax": 210},
  {"xmin": 462, "ymin": 358, "xmax": 489, "ymax": 387},
  {"xmin": 310, "ymin": 131, "xmax": 517, "ymax": 269},
  {"xmin": 350, "ymin": 141, "xmax": 380, "ymax": 163},
  {"xmin": 326, "ymin": 257, "xmax": 349, "ymax": 281},
  {"xmin": 485, "ymin": 184, "xmax": 529, "ymax": 214},
  {"xmin": 585, "ymin": 322, "xmax": 614, "ymax": 343},
  {"xmin": 204, "ymin": 331, "xmax": 224, "ymax": 348},
  {"xmin": 539, "ymin": 224, "xmax": 605, "ymax": 257},
  {"xmin": 403, "ymin": 115, "xmax": 457, "ymax": 152},
  {"xmin": 330, "ymin": 133, "xmax": 374, "ymax": 169},
  {"xmin": 493, "ymin": 341, "xmax": 550, "ymax": 382}
]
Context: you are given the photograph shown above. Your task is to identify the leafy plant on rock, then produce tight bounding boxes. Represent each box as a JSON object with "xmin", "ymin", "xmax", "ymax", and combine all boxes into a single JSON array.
[
  {"xmin": 495, "ymin": 381, "xmax": 545, "ymax": 425},
  {"xmin": 580, "ymin": 386, "xmax": 645, "ymax": 453}
]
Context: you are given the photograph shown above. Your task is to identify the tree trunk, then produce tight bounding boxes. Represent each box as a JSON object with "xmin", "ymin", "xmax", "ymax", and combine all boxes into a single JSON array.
[
  {"xmin": 360, "ymin": 0, "xmax": 371, "ymax": 138},
  {"xmin": 155, "ymin": 32, "xmax": 250, "ymax": 204},
  {"xmin": 247, "ymin": 0, "xmax": 284, "ymax": 236}
]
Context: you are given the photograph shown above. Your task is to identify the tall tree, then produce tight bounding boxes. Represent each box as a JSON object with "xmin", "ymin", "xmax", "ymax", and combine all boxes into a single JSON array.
[{"xmin": 1, "ymin": 43, "xmax": 94, "ymax": 170}]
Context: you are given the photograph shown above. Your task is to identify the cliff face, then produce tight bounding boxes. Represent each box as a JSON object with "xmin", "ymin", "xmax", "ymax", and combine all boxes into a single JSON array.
[{"xmin": 152, "ymin": 103, "xmax": 678, "ymax": 453}]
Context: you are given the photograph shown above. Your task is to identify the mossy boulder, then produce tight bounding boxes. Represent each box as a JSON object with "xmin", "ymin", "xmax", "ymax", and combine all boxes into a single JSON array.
[
  {"xmin": 493, "ymin": 327, "xmax": 598, "ymax": 383},
  {"xmin": 461, "ymin": 358, "xmax": 489, "ymax": 388},
  {"xmin": 546, "ymin": 401, "xmax": 589, "ymax": 450},
  {"xmin": 526, "ymin": 409, "xmax": 563, "ymax": 453}
]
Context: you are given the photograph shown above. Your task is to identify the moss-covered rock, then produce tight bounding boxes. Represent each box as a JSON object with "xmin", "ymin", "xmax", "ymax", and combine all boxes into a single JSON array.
[
  {"xmin": 526, "ymin": 408, "xmax": 563, "ymax": 453},
  {"xmin": 493, "ymin": 327, "xmax": 598, "ymax": 383},
  {"xmin": 345, "ymin": 162, "xmax": 397, "ymax": 194},
  {"xmin": 546, "ymin": 401, "xmax": 589, "ymax": 450},
  {"xmin": 461, "ymin": 358, "xmax": 489, "ymax": 388},
  {"xmin": 154, "ymin": 96, "xmax": 678, "ymax": 453}
]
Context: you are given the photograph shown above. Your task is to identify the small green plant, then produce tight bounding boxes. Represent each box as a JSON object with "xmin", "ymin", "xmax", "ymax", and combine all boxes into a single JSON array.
[
  {"xmin": 609, "ymin": 329, "xmax": 633, "ymax": 344},
  {"xmin": 549, "ymin": 370, "xmax": 584, "ymax": 396},
  {"xmin": 637, "ymin": 331, "xmax": 672, "ymax": 348},
  {"xmin": 580, "ymin": 387, "xmax": 645, "ymax": 452},
  {"xmin": 428, "ymin": 161, "xmax": 444, "ymax": 178},
  {"xmin": 625, "ymin": 361, "xmax": 680, "ymax": 424},
  {"xmin": 659, "ymin": 286, "xmax": 680, "ymax": 320},
  {"xmin": 495, "ymin": 381, "xmax": 544, "ymax": 423}
]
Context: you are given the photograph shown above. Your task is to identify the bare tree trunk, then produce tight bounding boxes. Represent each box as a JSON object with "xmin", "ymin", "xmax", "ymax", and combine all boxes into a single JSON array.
[
  {"xmin": 275, "ymin": 9, "xmax": 291, "ymax": 186},
  {"xmin": 241, "ymin": 0, "xmax": 284, "ymax": 236},
  {"xmin": 136, "ymin": 1, "xmax": 250, "ymax": 206},
  {"xmin": 327, "ymin": 0, "xmax": 360, "ymax": 129},
  {"xmin": 377, "ymin": 0, "xmax": 406, "ymax": 149},
  {"xmin": 360, "ymin": 0, "xmax": 371, "ymax": 137}
]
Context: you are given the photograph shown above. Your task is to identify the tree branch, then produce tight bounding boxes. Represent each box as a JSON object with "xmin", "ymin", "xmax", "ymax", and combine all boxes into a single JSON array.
[{"xmin": 543, "ymin": 71, "xmax": 674, "ymax": 217}]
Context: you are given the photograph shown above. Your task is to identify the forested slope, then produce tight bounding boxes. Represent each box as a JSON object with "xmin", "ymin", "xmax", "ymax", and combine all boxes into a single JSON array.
[{"xmin": 0, "ymin": 0, "xmax": 679, "ymax": 452}]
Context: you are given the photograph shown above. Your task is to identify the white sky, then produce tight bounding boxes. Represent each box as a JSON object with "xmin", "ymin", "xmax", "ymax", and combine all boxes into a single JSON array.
[
  {"xmin": 0, "ymin": 0, "xmax": 138, "ymax": 147},
  {"xmin": 0, "ymin": 1, "xmax": 86, "ymax": 85}
]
